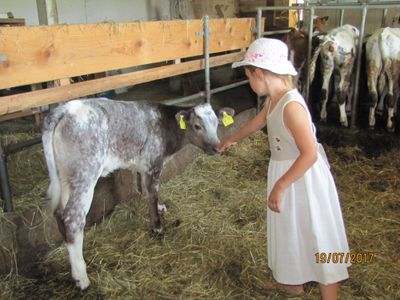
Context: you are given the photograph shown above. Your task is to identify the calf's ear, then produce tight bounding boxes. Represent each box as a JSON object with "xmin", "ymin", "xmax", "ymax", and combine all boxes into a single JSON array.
[
  {"xmin": 218, "ymin": 107, "xmax": 235, "ymax": 119},
  {"xmin": 217, "ymin": 107, "xmax": 235, "ymax": 126},
  {"xmin": 175, "ymin": 110, "xmax": 189, "ymax": 122},
  {"xmin": 175, "ymin": 110, "xmax": 189, "ymax": 129}
]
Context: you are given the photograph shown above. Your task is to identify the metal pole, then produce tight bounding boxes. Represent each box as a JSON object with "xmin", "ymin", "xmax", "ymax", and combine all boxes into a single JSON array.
[
  {"xmin": 351, "ymin": 5, "xmax": 367, "ymax": 128},
  {"xmin": 4, "ymin": 137, "xmax": 42, "ymax": 156},
  {"xmin": 0, "ymin": 137, "xmax": 42, "ymax": 212},
  {"xmin": 210, "ymin": 79, "xmax": 249, "ymax": 94},
  {"xmin": 262, "ymin": 29, "xmax": 292, "ymax": 36},
  {"xmin": 257, "ymin": 7, "xmax": 262, "ymax": 39},
  {"xmin": 382, "ymin": 8, "xmax": 388, "ymax": 27},
  {"xmin": 305, "ymin": 6, "xmax": 315, "ymax": 104},
  {"xmin": 204, "ymin": 15, "xmax": 211, "ymax": 103},
  {"xmin": 0, "ymin": 144, "xmax": 13, "ymax": 212},
  {"xmin": 256, "ymin": 7, "xmax": 263, "ymax": 112},
  {"xmin": 162, "ymin": 80, "xmax": 249, "ymax": 106},
  {"xmin": 339, "ymin": 9, "xmax": 345, "ymax": 26},
  {"xmin": 255, "ymin": 4, "xmax": 399, "ymax": 11}
]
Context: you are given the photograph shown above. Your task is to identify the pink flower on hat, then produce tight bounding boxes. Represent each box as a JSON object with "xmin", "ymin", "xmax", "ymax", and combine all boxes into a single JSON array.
[{"xmin": 246, "ymin": 52, "xmax": 264, "ymax": 62}]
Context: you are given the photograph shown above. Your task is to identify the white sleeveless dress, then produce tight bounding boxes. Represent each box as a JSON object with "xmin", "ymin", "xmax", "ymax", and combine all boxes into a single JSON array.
[{"xmin": 266, "ymin": 89, "xmax": 350, "ymax": 285}]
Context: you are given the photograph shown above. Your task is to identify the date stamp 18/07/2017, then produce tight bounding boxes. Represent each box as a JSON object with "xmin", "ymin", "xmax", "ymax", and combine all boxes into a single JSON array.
[{"xmin": 314, "ymin": 252, "xmax": 377, "ymax": 264}]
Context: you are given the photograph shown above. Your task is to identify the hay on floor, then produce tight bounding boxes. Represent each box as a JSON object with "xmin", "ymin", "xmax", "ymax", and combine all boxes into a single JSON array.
[{"xmin": 0, "ymin": 130, "xmax": 399, "ymax": 299}]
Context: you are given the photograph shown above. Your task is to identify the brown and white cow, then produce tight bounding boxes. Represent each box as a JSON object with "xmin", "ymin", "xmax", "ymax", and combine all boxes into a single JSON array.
[
  {"xmin": 280, "ymin": 28, "xmax": 309, "ymax": 93},
  {"xmin": 366, "ymin": 27, "xmax": 400, "ymax": 131},
  {"xmin": 42, "ymin": 98, "xmax": 234, "ymax": 289},
  {"xmin": 281, "ymin": 28, "xmax": 327, "ymax": 95},
  {"xmin": 275, "ymin": 16, "xmax": 329, "ymax": 94},
  {"xmin": 309, "ymin": 24, "xmax": 359, "ymax": 127}
]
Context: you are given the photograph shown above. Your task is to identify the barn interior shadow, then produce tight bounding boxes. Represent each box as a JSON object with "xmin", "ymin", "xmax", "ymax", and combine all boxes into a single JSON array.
[{"xmin": 316, "ymin": 123, "xmax": 400, "ymax": 158}]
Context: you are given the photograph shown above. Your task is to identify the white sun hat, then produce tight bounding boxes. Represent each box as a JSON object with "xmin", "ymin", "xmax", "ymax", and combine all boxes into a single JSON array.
[{"xmin": 232, "ymin": 38, "xmax": 297, "ymax": 76}]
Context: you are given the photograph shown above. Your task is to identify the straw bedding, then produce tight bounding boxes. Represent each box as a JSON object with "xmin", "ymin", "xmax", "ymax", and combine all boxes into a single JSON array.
[{"xmin": 0, "ymin": 126, "xmax": 399, "ymax": 299}]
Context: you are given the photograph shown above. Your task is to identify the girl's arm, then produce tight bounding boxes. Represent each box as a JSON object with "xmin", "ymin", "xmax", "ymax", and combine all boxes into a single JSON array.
[
  {"xmin": 268, "ymin": 101, "xmax": 318, "ymax": 213},
  {"xmin": 218, "ymin": 100, "xmax": 269, "ymax": 152}
]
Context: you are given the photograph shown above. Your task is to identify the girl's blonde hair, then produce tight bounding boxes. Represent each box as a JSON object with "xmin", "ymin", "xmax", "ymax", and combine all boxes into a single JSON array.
[{"xmin": 245, "ymin": 66, "xmax": 295, "ymax": 90}]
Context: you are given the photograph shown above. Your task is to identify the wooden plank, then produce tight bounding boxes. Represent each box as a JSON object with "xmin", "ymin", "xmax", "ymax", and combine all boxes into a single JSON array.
[
  {"xmin": 0, "ymin": 18, "xmax": 25, "ymax": 26},
  {"xmin": 0, "ymin": 110, "xmax": 34, "ymax": 122},
  {"xmin": 0, "ymin": 18, "xmax": 255, "ymax": 89},
  {"xmin": 0, "ymin": 51, "xmax": 245, "ymax": 115}
]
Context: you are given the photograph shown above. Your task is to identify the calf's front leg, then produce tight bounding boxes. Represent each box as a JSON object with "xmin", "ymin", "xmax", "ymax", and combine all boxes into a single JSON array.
[{"xmin": 143, "ymin": 169, "xmax": 164, "ymax": 233}]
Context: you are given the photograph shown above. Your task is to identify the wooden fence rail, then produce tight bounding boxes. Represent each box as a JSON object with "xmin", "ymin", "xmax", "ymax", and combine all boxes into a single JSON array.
[{"xmin": 0, "ymin": 17, "xmax": 259, "ymax": 116}]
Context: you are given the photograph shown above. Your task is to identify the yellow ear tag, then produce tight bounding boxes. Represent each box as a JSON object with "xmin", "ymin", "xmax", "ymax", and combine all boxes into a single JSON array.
[
  {"xmin": 222, "ymin": 112, "xmax": 234, "ymax": 127},
  {"xmin": 179, "ymin": 115, "xmax": 186, "ymax": 130}
]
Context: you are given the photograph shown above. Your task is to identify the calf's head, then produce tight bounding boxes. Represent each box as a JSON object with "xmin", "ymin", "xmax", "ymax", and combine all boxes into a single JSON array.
[{"xmin": 176, "ymin": 103, "xmax": 234, "ymax": 155}]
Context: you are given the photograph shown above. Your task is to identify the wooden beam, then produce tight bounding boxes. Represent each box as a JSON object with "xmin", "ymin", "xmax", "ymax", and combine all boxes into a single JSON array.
[
  {"xmin": 0, "ymin": 110, "xmax": 35, "ymax": 122},
  {"xmin": 0, "ymin": 18, "xmax": 255, "ymax": 89},
  {"xmin": 0, "ymin": 51, "xmax": 245, "ymax": 115},
  {"xmin": 0, "ymin": 18, "xmax": 26, "ymax": 26}
]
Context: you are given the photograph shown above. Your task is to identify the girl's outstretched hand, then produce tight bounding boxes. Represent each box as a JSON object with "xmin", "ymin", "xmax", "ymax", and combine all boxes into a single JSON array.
[{"xmin": 217, "ymin": 139, "xmax": 236, "ymax": 153}]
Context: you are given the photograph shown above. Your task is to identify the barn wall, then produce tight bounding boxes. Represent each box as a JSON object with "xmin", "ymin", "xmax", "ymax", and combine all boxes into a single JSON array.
[
  {"xmin": 1, "ymin": 0, "xmax": 171, "ymax": 25},
  {"xmin": 306, "ymin": 6, "xmax": 400, "ymax": 35},
  {"xmin": 2, "ymin": 0, "xmax": 241, "ymax": 26},
  {"xmin": 3, "ymin": 0, "xmax": 399, "ymax": 29},
  {"xmin": 56, "ymin": 0, "xmax": 171, "ymax": 24}
]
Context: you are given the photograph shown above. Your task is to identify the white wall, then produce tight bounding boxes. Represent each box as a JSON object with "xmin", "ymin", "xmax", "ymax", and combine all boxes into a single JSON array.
[
  {"xmin": 1, "ymin": 0, "xmax": 171, "ymax": 25},
  {"xmin": 2, "ymin": 0, "xmax": 399, "ymax": 32},
  {"xmin": 57, "ymin": 0, "xmax": 171, "ymax": 24}
]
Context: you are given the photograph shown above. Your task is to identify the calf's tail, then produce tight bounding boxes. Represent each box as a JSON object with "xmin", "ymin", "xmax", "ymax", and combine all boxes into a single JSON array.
[{"xmin": 42, "ymin": 108, "xmax": 64, "ymax": 214}]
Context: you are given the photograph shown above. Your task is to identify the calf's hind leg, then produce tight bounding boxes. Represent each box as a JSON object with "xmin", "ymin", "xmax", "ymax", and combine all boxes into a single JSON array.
[
  {"xmin": 337, "ymin": 70, "xmax": 352, "ymax": 127},
  {"xmin": 385, "ymin": 63, "xmax": 399, "ymax": 132},
  {"xmin": 62, "ymin": 180, "xmax": 98, "ymax": 290}
]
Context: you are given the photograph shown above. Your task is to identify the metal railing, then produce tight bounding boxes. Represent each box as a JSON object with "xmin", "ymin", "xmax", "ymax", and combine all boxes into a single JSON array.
[
  {"xmin": 255, "ymin": 2, "xmax": 399, "ymax": 128},
  {"xmin": 161, "ymin": 15, "xmax": 250, "ymax": 106}
]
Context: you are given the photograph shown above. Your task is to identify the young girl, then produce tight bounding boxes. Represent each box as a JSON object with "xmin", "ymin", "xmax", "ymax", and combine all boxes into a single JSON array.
[{"xmin": 218, "ymin": 38, "xmax": 350, "ymax": 300}]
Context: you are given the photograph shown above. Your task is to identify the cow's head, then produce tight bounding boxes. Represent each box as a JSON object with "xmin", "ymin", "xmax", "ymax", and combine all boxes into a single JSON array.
[{"xmin": 176, "ymin": 103, "xmax": 234, "ymax": 155}]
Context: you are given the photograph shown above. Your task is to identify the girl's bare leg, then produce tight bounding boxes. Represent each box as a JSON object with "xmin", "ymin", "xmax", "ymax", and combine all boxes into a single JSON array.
[{"xmin": 319, "ymin": 283, "xmax": 338, "ymax": 300}]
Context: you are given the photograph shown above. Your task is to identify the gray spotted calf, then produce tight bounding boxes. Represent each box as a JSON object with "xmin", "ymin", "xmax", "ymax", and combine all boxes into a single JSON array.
[
  {"xmin": 42, "ymin": 98, "xmax": 234, "ymax": 290},
  {"xmin": 309, "ymin": 24, "xmax": 359, "ymax": 127}
]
